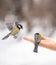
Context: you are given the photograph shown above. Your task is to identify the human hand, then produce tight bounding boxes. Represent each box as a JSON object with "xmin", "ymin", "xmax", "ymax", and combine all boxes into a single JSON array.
[{"xmin": 23, "ymin": 36, "xmax": 56, "ymax": 51}]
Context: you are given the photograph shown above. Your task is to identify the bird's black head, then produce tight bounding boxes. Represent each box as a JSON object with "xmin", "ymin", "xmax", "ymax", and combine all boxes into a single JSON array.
[
  {"xmin": 15, "ymin": 22, "xmax": 23, "ymax": 29},
  {"xmin": 34, "ymin": 33, "xmax": 39, "ymax": 36},
  {"xmin": 17, "ymin": 24, "xmax": 23, "ymax": 29}
]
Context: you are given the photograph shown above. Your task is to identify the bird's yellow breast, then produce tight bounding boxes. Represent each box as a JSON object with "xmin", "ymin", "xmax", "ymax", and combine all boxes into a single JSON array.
[
  {"xmin": 11, "ymin": 26, "xmax": 20, "ymax": 36},
  {"xmin": 36, "ymin": 34, "xmax": 41, "ymax": 39}
]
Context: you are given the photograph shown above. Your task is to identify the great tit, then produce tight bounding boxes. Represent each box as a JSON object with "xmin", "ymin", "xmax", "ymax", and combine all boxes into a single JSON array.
[
  {"xmin": 2, "ymin": 22, "xmax": 23, "ymax": 40},
  {"xmin": 33, "ymin": 33, "xmax": 42, "ymax": 53}
]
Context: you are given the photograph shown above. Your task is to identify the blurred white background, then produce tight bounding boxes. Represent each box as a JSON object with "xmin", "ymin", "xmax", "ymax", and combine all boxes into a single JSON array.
[
  {"xmin": 0, "ymin": 23, "xmax": 56, "ymax": 65},
  {"xmin": 0, "ymin": 0, "xmax": 56, "ymax": 65}
]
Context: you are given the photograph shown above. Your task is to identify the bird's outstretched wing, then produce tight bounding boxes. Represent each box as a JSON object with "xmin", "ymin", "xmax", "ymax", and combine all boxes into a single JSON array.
[
  {"xmin": 6, "ymin": 23, "xmax": 13, "ymax": 31},
  {"xmin": 2, "ymin": 33, "xmax": 11, "ymax": 40},
  {"xmin": 15, "ymin": 22, "xmax": 19, "ymax": 25}
]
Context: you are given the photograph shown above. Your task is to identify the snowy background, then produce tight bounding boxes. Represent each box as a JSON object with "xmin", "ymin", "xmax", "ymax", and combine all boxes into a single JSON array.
[
  {"xmin": 0, "ymin": 0, "xmax": 56, "ymax": 65},
  {"xmin": 0, "ymin": 22, "xmax": 56, "ymax": 65}
]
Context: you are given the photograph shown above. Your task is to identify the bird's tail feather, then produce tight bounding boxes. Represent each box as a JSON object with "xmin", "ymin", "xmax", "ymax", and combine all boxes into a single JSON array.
[
  {"xmin": 33, "ymin": 44, "xmax": 38, "ymax": 53},
  {"xmin": 2, "ymin": 33, "xmax": 11, "ymax": 40},
  {"xmin": 33, "ymin": 47, "xmax": 38, "ymax": 53}
]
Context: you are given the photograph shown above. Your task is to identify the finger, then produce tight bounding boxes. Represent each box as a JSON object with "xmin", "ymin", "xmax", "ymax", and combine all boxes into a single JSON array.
[
  {"xmin": 23, "ymin": 36, "xmax": 34, "ymax": 43},
  {"xmin": 41, "ymin": 36, "xmax": 49, "ymax": 40}
]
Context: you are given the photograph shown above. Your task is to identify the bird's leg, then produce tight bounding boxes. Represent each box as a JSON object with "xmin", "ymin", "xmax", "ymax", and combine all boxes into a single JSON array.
[{"xmin": 13, "ymin": 35, "xmax": 17, "ymax": 39}]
